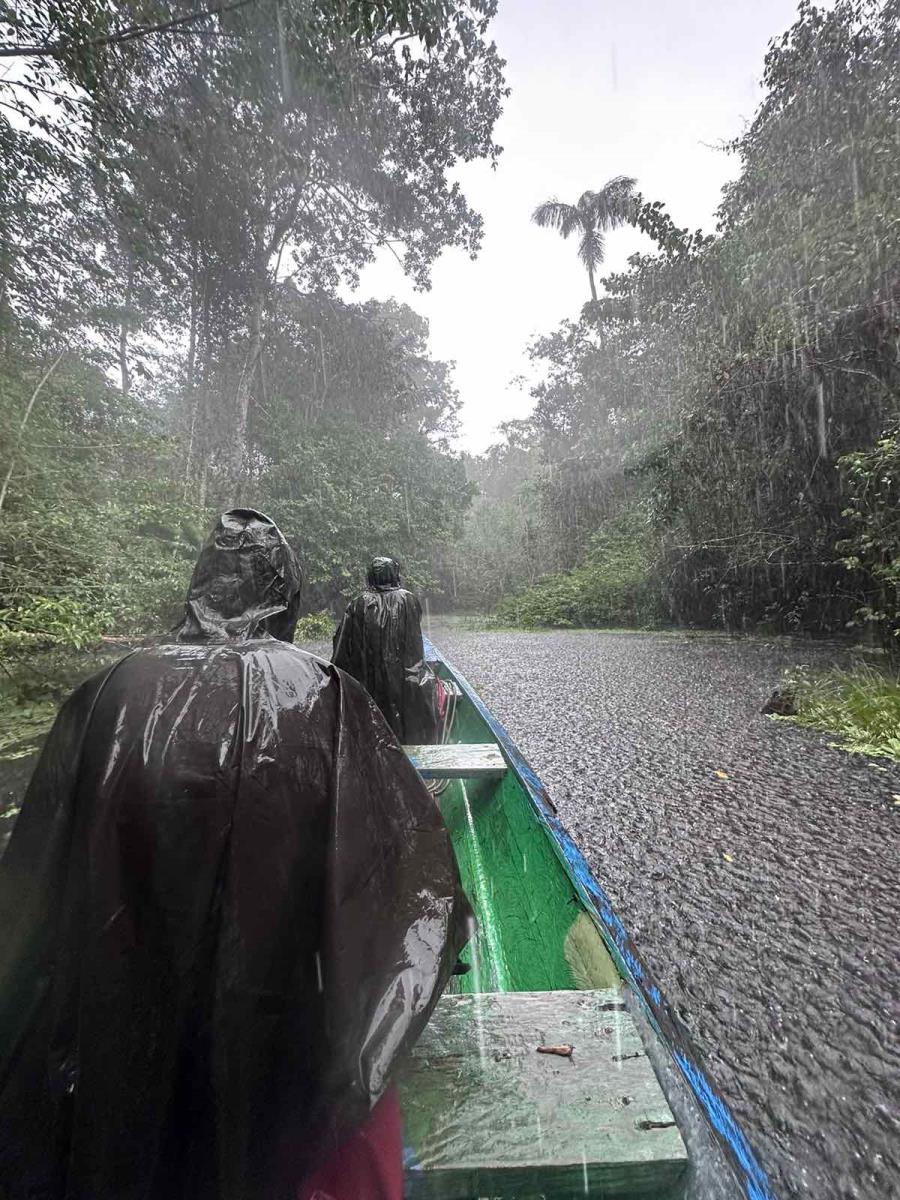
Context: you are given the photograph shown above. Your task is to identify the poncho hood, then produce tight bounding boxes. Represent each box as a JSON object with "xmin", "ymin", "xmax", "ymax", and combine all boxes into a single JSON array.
[
  {"xmin": 176, "ymin": 508, "xmax": 303, "ymax": 642},
  {"xmin": 366, "ymin": 556, "xmax": 401, "ymax": 592}
]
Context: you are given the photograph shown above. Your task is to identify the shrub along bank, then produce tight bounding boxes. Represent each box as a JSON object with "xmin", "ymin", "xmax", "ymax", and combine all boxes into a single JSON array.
[{"xmin": 494, "ymin": 509, "xmax": 663, "ymax": 630}]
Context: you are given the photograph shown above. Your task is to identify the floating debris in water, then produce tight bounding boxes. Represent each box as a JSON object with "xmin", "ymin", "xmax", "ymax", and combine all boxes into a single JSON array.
[{"xmin": 537, "ymin": 1044, "xmax": 574, "ymax": 1058}]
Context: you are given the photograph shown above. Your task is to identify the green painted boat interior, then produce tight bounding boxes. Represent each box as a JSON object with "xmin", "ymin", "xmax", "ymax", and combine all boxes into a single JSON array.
[
  {"xmin": 399, "ymin": 659, "xmax": 688, "ymax": 1198},
  {"xmin": 432, "ymin": 667, "xmax": 620, "ymax": 994}
]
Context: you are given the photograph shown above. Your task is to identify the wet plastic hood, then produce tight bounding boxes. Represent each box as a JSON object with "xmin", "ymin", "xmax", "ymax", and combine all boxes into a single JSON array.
[{"xmin": 0, "ymin": 511, "xmax": 471, "ymax": 1200}]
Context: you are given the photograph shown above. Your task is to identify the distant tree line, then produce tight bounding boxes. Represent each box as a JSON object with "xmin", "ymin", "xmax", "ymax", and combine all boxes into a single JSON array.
[
  {"xmin": 0, "ymin": 0, "xmax": 506, "ymax": 652},
  {"xmin": 450, "ymin": 0, "xmax": 900, "ymax": 649}
]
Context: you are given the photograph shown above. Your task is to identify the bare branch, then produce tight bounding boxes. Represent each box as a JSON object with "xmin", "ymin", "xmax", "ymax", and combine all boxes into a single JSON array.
[
  {"xmin": 0, "ymin": 347, "xmax": 67, "ymax": 515},
  {"xmin": 0, "ymin": 0, "xmax": 258, "ymax": 59}
]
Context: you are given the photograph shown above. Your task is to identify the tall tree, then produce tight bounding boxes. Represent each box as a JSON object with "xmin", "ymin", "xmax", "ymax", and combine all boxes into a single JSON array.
[
  {"xmin": 0, "ymin": 0, "xmax": 506, "ymax": 645},
  {"xmin": 532, "ymin": 176, "xmax": 636, "ymax": 301},
  {"xmin": 84, "ymin": 0, "xmax": 505, "ymax": 494}
]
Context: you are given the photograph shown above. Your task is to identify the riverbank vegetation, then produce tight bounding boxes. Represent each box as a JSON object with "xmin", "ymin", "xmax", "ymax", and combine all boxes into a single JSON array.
[
  {"xmin": 0, "ymin": 1, "xmax": 505, "ymax": 658},
  {"xmin": 453, "ymin": 0, "xmax": 900, "ymax": 656},
  {"xmin": 781, "ymin": 662, "xmax": 900, "ymax": 762},
  {"xmin": 492, "ymin": 507, "xmax": 662, "ymax": 630}
]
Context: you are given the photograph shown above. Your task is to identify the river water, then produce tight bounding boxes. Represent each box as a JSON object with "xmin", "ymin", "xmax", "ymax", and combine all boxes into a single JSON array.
[{"xmin": 431, "ymin": 629, "xmax": 900, "ymax": 1200}]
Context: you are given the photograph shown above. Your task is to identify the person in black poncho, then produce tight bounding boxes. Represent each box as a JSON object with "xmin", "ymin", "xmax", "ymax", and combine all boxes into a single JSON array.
[
  {"xmin": 332, "ymin": 557, "xmax": 443, "ymax": 745},
  {"xmin": 0, "ymin": 510, "xmax": 470, "ymax": 1200}
]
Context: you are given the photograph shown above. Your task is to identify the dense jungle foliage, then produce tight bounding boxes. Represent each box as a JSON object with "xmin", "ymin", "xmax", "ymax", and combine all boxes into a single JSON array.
[
  {"xmin": 4, "ymin": 0, "xmax": 900, "ymax": 661},
  {"xmin": 452, "ymin": 0, "xmax": 900, "ymax": 649},
  {"xmin": 0, "ymin": 0, "xmax": 504, "ymax": 655}
]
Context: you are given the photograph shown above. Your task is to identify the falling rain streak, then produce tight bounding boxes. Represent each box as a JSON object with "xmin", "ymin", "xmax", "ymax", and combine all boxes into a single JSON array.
[
  {"xmin": 1, "ymin": 3, "xmax": 899, "ymax": 1200},
  {"xmin": 436, "ymin": 627, "xmax": 900, "ymax": 1200}
]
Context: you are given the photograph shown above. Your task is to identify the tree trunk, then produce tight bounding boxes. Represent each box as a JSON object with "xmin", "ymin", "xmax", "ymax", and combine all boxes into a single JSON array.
[
  {"xmin": 0, "ymin": 282, "xmax": 9, "ymax": 355},
  {"xmin": 815, "ymin": 376, "xmax": 827, "ymax": 460},
  {"xmin": 184, "ymin": 267, "xmax": 210, "ymax": 494},
  {"xmin": 119, "ymin": 258, "xmax": 134, "ymax": 396},
  {"xmin": 799, "ymin": 347, "xmax": 828, "ymax": 460},
  {"xmin": 231, "ymin": 292, "xmax": 264, "ymax": 497},
  {"xmin": 227, "ymin": 176, "xmax": 306, "ymax": 496},
  {"xmin": 119, "ymin": 325, "xmax": 131, "ymax": 396},
  {"xmin": 198, "ymin": 289, "xmax": 214, "ymax": 514},
  {"xmin": 186, "ymin": 254, "xmax": 199, "ymax": 392},
  {"xmin": 587, "ymin": 264, "xmax": 598, "ymax": 302},
  {"xmin": 276, "ymin": 0, "xmax": 293, "ymax": 106},
  {"xmin": 0, "ymin": 348, "xmax": 66, "ymax": 515}
]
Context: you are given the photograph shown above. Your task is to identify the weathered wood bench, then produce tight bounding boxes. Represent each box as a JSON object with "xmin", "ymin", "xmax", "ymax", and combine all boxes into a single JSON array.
[
  {"xmin": 399, "ymin": 988, "xmax": 688, "ymax": 1199},
  {"xmin": 404, "ymin": 743, "xmax": 507, "ymax": 779}
]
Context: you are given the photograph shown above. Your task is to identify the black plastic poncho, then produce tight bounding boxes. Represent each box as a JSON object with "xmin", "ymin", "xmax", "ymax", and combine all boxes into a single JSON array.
[
  {"xmin": 0, "ymin": 511, "xmax": 470, "ymax": 1200},
  {"xmin": 331, "ymin": 558, "xmax": 440, "ymax": 745}
]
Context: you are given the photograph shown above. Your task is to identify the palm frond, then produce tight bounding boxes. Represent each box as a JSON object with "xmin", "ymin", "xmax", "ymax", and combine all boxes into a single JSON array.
[
  {"xmin": 532, "ymin": 199, "xmax": 582, "ymax": 239},
  {"xmin": 591, "ymin": 175, "xmax": 638, "ymax": 230},
  {"xmin": 578, "ymin": 226, "xmax": 605, "ymax": 273}
]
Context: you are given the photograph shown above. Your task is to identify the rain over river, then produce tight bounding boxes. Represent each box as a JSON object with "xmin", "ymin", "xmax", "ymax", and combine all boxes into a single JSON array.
[
  {"xmin": 428, "ymin": 628, "xmax": 900, "ymax": 1200},
  {"xmin": 1, "ymin": 628, "xmax": 897, "ymax": 1200}
]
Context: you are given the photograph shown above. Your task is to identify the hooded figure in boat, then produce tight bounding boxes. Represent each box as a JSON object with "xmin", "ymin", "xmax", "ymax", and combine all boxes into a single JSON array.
[
  {"xmin": 0, "ymin": 509, "xmax": 471, "ymax": 1200},
  {"xmin": 331, "ymin": 557, "xmax": 442, "ymax": 744}
]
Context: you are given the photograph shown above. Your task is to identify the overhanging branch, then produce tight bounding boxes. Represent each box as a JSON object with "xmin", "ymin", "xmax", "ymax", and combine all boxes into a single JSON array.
[{"xmin": 0, "ymin": 0, "xmax": 258, "ymax": 58}]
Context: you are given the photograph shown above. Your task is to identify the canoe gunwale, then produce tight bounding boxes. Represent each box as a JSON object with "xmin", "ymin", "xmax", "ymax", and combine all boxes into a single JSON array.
[{"xmin": 423, "ymin": 636, "xmax": 774, "ymax": 1200}]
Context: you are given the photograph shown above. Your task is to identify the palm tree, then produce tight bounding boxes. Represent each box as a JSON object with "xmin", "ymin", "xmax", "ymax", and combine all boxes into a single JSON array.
[{"xmin": 532, "ymin": 177, "xmax": 637, "ymax": 302}]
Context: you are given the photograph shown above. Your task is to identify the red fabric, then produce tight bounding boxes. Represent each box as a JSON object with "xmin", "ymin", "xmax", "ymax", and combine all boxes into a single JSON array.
[
  {"xmin": 296, "ymin": 1089, "xmax": 403, "ymax": 1200},
  {"xmin": 435, "ymin": 675, "xmax": 447, "ymax": 720}
]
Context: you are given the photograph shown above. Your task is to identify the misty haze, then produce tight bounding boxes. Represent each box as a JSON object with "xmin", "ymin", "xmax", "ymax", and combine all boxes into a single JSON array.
[{"xmin": 1, "ymin": 4, "xmax": 898, "ymax": 1200}]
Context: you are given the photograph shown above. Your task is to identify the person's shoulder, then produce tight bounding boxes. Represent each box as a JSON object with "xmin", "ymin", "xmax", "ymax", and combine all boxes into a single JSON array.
[
  {"xmin": 244, "ymin": 639, "xmax": 339, "ymax": 678},
  {"xmin": 104, "ymin": 640, "xmax": 332, "ymax": 684},
  {"xmin": 103, "ymin": 641, "xmax": 206, "ymax": 676},
  {"xmin": 80, "ymin": 644, "xmax": 163, "ymax": 689},
  {"xmin": 51, "ymin": 646, "xmax": 149, "ymax": 722},
  {"xmin": 76, "ymin": 644, "xmax": 192, "ymax": 702},
  {"xmin": 279, "ymin": 642, "xmax": 334, "ymax": 671},
  {"xmin": 120, "ymin": 639, "xmax": 343, "ymax": 685},
  {"xmin": 337, "ymin": 591, "xmax": 363, "ymax": 614}
]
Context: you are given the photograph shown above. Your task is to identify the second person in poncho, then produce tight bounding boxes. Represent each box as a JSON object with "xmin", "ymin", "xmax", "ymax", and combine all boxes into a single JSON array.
[{"xmin": 332, "ymin": 557, "xmax": 443, "ymax": 744}]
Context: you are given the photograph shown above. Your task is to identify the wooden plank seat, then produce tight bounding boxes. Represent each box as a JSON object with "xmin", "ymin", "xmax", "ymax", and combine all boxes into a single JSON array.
[
  {"xmin": 399, "ymin": 988, "xmax": 688, "ymax": 1199},
  {"xmin": 404, "ymin": 743, "xmax": 507, "ymax": 779}
]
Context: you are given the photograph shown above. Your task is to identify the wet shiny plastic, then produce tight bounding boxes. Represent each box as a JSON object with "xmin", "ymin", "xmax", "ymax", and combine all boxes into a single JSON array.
[
  {"xmin": 331, "ymin": 558, "xmax": 440, "ymax": 744},
  {"xmin": 0, "ymin": 512, "xmax": 471, "ymax": 1200}
]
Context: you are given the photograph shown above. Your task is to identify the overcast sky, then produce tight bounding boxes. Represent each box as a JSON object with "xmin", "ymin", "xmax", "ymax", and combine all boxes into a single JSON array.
[{"xmin": 350, "ymin": 0, "xmax": 805, "ymax": 453}]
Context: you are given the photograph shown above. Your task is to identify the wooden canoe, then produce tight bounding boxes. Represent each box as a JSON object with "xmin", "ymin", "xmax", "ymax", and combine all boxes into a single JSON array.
[{"xmin": 397, "ymin": 638, "xmax": 774, "ymax": 1200}]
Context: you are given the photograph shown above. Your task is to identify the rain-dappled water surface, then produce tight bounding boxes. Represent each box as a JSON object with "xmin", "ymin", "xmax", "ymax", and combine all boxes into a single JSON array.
[{"xmin": 430, "ymin": 628, "xmax": 900, "ymax": 1200}]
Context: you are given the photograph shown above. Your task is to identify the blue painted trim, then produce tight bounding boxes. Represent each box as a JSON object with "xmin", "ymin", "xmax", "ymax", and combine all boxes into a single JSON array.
[{"xmin": 424, "ymin": 636, "xmax": 776, "ymax": 1200}]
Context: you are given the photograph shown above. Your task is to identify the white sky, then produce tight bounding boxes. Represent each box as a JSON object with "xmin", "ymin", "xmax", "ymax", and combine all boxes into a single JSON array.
[{"xmin": 349, "ymin": 0, "xmax": 805, "ymax": 453}]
